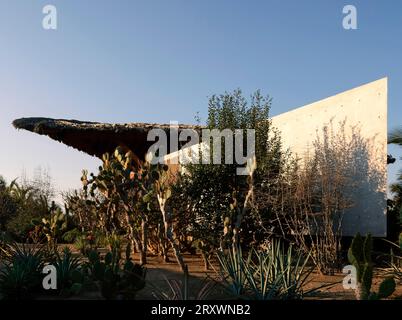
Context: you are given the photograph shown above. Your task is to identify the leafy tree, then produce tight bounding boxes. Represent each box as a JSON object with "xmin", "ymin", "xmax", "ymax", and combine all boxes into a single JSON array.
[
  {"xmin": 0, "ymin": 177, "xmax": 17, "ymax": 233},
  {"xmin": 172, "ymin": 89, "xmax": 285, "ymax": 268},
  {"xmin": 0, "ymin": 172, "xmax": 57, "ymax": 241}
]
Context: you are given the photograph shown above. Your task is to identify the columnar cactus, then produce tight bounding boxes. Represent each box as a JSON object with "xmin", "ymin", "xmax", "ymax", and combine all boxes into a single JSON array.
[{"xmin": 348, "ymin": 233, "xmax": 396, "ymax": 300}]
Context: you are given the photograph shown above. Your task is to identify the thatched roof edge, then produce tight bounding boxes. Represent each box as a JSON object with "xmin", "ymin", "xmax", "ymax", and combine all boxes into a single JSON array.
[{"xmin": 12, "ymin": 117, "xmax": 203, "ymax": 159}]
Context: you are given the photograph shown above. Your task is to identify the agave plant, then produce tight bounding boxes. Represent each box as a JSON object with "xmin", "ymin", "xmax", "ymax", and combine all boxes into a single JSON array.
[
  {"xmin": 242, "ymin": 248, "xmax": 281, "ymax": 300},
  {"xmin": 237, "ymin": 242, "xmax": 314, "ymax": 300},
  {"xmin": 50, "ymin": 247, "xmax": 86, "ymax": 296},
  {"xmin": 0, "ymin": 242, "xmax": 47, "ymax": 300},
  {"xmin": 267, "ymin": 241, "xmax": 315, "ymax": 299},
  {"xmin": 381, "ymin": 239, "xmax": 402, "ymax": 282},
  {"xmin": 216, "ymin": 246, "xmax": 248, "ymax": 297},
  {"xmin": 0, "ymin": 242, "xmax": 49, "ymax": 267},
  {"xmin": 216, "ymin": 241, "xmax": 332, "ymax": 300},
  {"xmin": 389, "ymin": 259, "xmax": 402, "ymax": 282}
]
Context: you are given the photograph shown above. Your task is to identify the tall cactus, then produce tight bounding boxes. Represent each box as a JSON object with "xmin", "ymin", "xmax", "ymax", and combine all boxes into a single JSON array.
[
  {"xmin": 348, "ymin": 233, "xmax": 396, "ymax": 300},
  {"xmin": 153, "ymin": 165, "xmax": 186, "ymax": 272}
]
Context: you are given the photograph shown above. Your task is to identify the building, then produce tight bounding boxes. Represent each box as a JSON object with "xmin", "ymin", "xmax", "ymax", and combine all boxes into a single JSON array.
[{"xmin": 13, "ymin": 78, "xmax": 388, "ymax": 236}]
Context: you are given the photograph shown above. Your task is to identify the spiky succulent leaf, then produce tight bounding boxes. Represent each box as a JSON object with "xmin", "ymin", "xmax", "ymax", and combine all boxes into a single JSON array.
[
  {"xmin": 361, "ymin": 263, "xmax": 373, "ymax": 296},
  {"xmin": 348, "ymin": 233, "xmax": 363, "ymax": 267},
  {"xmin": 363, "ymin": 234, "xmax": 372, "ymax": 263}
]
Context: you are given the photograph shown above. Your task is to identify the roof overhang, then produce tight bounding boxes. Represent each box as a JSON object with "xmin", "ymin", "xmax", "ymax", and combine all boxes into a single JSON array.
[{"xmin": 12, "ymin": 117, "xmax": 202, "ymax": 160}]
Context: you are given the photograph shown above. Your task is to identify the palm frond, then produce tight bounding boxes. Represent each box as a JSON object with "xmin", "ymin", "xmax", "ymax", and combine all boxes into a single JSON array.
[{"xmin": 388, "ymin": 128, "xmax": 402, "ymax": 146}]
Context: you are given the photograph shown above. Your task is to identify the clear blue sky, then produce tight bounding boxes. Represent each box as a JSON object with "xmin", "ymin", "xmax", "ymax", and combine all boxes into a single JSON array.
[{"xmin": 0, "ymin": 0, "xmax": 401, "ymax": 199}]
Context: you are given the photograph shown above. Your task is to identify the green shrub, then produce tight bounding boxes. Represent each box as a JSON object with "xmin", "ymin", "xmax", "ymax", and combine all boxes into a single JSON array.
[
  {"xmin": 73, "ymin": 231, "xmax": 106, "ymax": 256},
  {"xmin": 62, "ymin": 228, "xmax": 82, "ymax": 243}
]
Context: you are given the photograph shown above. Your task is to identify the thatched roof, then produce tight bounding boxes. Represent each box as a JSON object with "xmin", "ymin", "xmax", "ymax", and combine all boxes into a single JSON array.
[{"xmin": 13, "ymin": 117, "xmax": 202, "ymax": 160}]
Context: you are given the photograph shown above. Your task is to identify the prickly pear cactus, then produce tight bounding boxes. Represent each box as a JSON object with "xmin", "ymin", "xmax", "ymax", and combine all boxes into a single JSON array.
[
  {"xmin": 85, "ymin": 245, "xmax": 146, "ymax": 300},
  {"xmin": 348, "ymin": 233, "xmax": 396, "ymax": 300},
  {"xmin": 33, "ymin": 208, "xmax": 69, "ymax": 245}
]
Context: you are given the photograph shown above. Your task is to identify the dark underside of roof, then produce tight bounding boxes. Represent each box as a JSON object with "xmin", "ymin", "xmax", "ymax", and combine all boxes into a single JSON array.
[{"xmin": 13, "ymin": 117, "xmax": 202, "ymax": 160}]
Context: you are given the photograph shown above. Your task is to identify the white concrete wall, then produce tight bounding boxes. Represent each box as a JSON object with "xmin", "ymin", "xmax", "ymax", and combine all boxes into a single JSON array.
[
  {"xmin": 271, "ymin": 78, "xmax": 388, "ymax": 236},
  {"xmin": 164, "ymin": 78, "xmax": 388, "ymax": 236}
]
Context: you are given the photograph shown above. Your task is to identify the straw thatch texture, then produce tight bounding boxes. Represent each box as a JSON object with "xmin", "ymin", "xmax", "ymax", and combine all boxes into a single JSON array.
[{"xmin": 13, "ymin": 117, "xmax": 201, "ymax": 160}]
